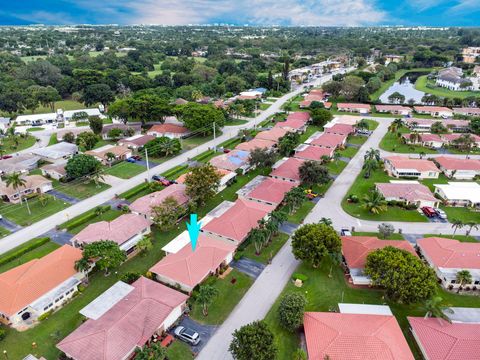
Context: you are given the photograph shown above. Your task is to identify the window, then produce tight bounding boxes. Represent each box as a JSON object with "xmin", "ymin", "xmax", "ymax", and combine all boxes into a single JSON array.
[{"xmin": 451, "ymin": 280, "xmax": 456, "ymax": 284}]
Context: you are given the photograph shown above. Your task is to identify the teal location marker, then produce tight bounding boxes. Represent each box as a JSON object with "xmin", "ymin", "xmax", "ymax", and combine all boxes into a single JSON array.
[{"xmin": 186, "ymin": 214, "xmax": 202, "ymax": 251}]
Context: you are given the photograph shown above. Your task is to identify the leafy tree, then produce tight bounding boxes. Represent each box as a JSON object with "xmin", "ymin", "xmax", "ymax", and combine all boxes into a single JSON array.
[
  {"xmin": 248, "ymin": 147, "xmax": 277, "ymax": 168},
  {"xmin": 378, "ymin": 223, "xmax": 395, "ymax": 239},
  {"xmin": 284, "ymin": 187, "xmax": 306, "ymax": 214},
  {"xmin": 278, "ymin": 293, "xmax": 307, "ymax": 331},
  {"xmin": 365, "ymin": 246, "xmax": 437, "ymax": 304},
  {"xmin": 74, "ymin": 257, "xmax": 91, "ymax": 282},
  {"xmin": 129, "ymin": 94, "xmax": 172, "ymax": 124},
  {"xmin": 310, "ymin": 108, "xmax": 333, "ymax": 126},
  {"xmin": 89, "ymin": 116, "xmax": 103, "ymax": 135},
  {"xmin": 278, "ymin": 132, "xmax": 300, "ymax": 156},
  {"xmin": 185, "ymin": 164, "xmax": 221, "ymax": 206},
  {"xmin": 81, "ymin": 240, "xmax": 127, "ymax": 276},
  {"xmin": 361, "ymin": 190, "xmax": 387, "ymax": 214},
  {"xmin": 341, "ymin": 75, "xmax": 365, "ymax": 100},
  {"xmin": 108, "ymin": 98, "xmax": 133, "ymax": 123},
  {"xmin": 388, "ymin": 91, "xmax": 405, "ymax": 104},
  {"xmin": 107, "ymin": 128, "xmax": 123, "ymax": 141},
  {"xmin": 65, "ymin": 154, "xmax": 101, "ymax": 179},
  {"xmin": 62, "ymin": 131, "xmax": 75, "ymax": 143},
  {"xmin": 19, "ymin": 60, "xmax": 62, "ymax": 86},
  {"xmin": 120, "ymin": 272, "xmax": 141, "ymax": 284},
  {"xmin": 76, "ymin": 132, "xmax": 99, "ymax": 150},
  {"xmin": 292, "ymin": 349, "xmax": 307, "ymax": 360},
  {"xmin": 291, "ymin": 223, "xmax": 341, "ymax": 268},
  {"xmin": 299, "ymin": 160, "xmax": 330, "ymax": 186},
  {"xmin": 177, "ymin": 103, "xmax": 225, "ymax": 134},
  {"xmin": 144, "ymin": 136, "xmax": 181, "ymax": 157},
  {"xmin": 136, "ymin": 236, "xmax": 153, "ymax": 255},
  {"xmin": 229, "ymin": 321, "xmax": 277, "ymax": 360},
  {"xmin": 366, "ymin": 76, "xmax": 382, "ymax": 94},
  {"xmin": 456, "ymin": 270, "xmax": 472, "ymax": 293},
  {"xmin": 197, "ymin": 284, "xmax": 220, "ymax": 316},
  {"xmin": 134, "ymin": 343, "xmax": 166, "ymax": 360},
  {"xmin": 152, "ymin": 196, "xmax": 185, "ymax": 231},
  {"xmin": 34, "ymin": 85, "xmax": 61, "ymax": 111},
  {"xmin": 470, "ymin": 117, "xmax": 480, "ymax": 135},
  {"xmin": 431, "ymin": 121, "xmax": 448, "ymax": 134}
]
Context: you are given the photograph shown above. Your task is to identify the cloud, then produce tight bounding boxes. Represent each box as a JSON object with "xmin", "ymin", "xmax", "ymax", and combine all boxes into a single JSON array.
[{"xmin": 450, "ymin": 0, "xmax": 480, "ymax": 12}]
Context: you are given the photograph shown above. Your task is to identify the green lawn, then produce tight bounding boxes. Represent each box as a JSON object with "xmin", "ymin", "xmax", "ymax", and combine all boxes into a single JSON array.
[
  {"xmin": 361, "ymin": 119, "xmax": 379, "ymax": 130},
  {"xmin": 48, "ymin": 133, "xmax": 58, "ymax": 146},
  {"xmin": 415, "ymin": 75, "xmax": 480, "ymax": 99},
  {"xmin": 190, "ymin": 270, "xmax": 253, "ymax": 325},
  {"xmin": 27, "ymin": 127, "xmax": 45, "ymax": 132},
  {"xmin": 287, "ymin": 200, "xmax": 316, "ymax": 224},
  {"xmin": 299, "ymin": 125, "xmax": 323, "ymax": 143},
  {"xmin": 352, "ymin": 231, "xmax": 405, "ymax": 240},
  {"xmin": 423, "ymin": 233, "xmax": 479, "ymax": 243},
  {"xmin": 0, "ymin": 226, "xmax": 10, "ymax": 238},
  {"xmin": 440, "ymin": 206, "xmax": 480, "ymax": 223},
  {"xmin": 182, "ymin": 133, "xmax": 216, "ymax": 151},
  {"xmin": 0, "ymin": 240, "xmax": 60, "ymax": 273},
  {"xmin": 0, "ymin": 135, "xmax": 36, "ymax": 154},
  {"xmin": 337, "ymin": 146, "xmax": 358, "ymax": 158},
  {"xmin": 241, "ymin": 233, "xmax": 290, "ymax": 264},
  {"xmin": 260, "ymin": 103, "xmax": 271, "ymax": 110},
  {"xmin": 225, "ymin": 118, "xmax": 249, "ymax": 126},
  {"xmin": 53, "ymin": 179, "xmax": 111, "ymax": 200},
  {"xmin": 104, "ymin": 162, "xmax": 146, "ymax": 179},
  {"xmin": 10, "ymin": 100, "xmax": 87, "ymax": 116},
  {"xmin": 326, "ymin": 159, "xmax": 348, "ymax": 175},
  {"xmin": 369, "ymin": 68, "xmax": 432, "ymax": 101},
  {"xmin": 347, "ymin": 135, "xmax": 368, "ymax": 146},
  {"xmin": 165, "ymin": 341, "xmax": 193, "ymax": 359},
  {"xmin": 379, "ymin": 127, "xmax": 438, "ymax": 154},
  {"xmin": 62, "ymin": 208, "xmax": 123, "ymax": 234}
]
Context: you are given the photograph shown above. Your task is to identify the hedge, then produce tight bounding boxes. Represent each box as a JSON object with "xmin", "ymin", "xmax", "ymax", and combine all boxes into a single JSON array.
[
  {"xmin": 292, "ymin": 273, "xmax": 308, "ymax": 282},
  {"xmin": 119, "ymin": 182, "xmax": 150, "ymax": 200},
  {"xmin": 192, "ymin": 150, "xmax": 215, "ymax": 162},
  {"xmin": 161, "ymin": 164, "xmax": 189, "ymax": 178},
  {"xmin": 60, "ymin": 206, "xmax": 110, "ymax": 231},
  {"xmin": 0, "ymin": 237, "xmax": 50, "ymax": 268}
]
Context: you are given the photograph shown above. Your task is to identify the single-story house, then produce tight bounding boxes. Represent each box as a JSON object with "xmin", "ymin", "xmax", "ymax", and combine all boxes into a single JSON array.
[
  {"xmin": 237, "ymin": 175, "xmax": 297, "ymax": 206},
  {"xmin": 101, "ymin": 123, "xmax": 142, "ymax": 140},
  {"xmin": 254, "ymin": 127, "xmax": 288, "ymax": 143},
  {"xmin": 376, "ymin": 181, "xmax": 439, "ymax": 208},
  {"xmin": 417, "ymin": 237, "xmax": 480, "ymax": 289},
  {"xmin": 129, "ymin": 183, "xmax": 189, "ymax": 220},
  {"xmin": 442, "ymin": 133, "xmax": 480, "ymax": 147},
  {"xmin": 31, "ymin": 142, "xmax": 78, "ymax": 161},
  {"xmin": 209, "ymin": 149, "xmax": 251, "ymax": 174},
  {"xmin": 337, "ymin": 103, "xmax": 371, "ymax": 114},
  {"xmin": 384, "ymin": 156, "xmax": 440, "ymax": 179},
  {"xmin": 299, "ymin": 94, "xmax": 325, "ymax": 108},
  {"xmin": 0, "ymin": 154, "xmax": 40, "ymax": 175},
  {"xmin": 62, "ymin": 108, "xmax": 103, "ymax": 122},
  {"xmin": 307, "ymin": 132, "xmax": 348, "ymax": 149},
  {"xmin": 304, "ymin": 310, "xmax": 414, "ymax": 360},
  {"xmin": 239, "ymin": 90, "xmax": 262, "ymax": 99},
  {"xmin": 41, "ymin": 162, "xmax": 67, "ymax": 180},
  {"xmin": 294, "ymin": 144, "xmax": 334, "ymax": 161},
  {"xmin": 434, "ymin": 182, "xmax": 480, "ymax": 208},
  {"xmin": 57, "ymin": 277, "xmax": 188, "ymax": 360},
  {"xmin": 453, "ymin": 107, "xmax": 480, "ymax": 117},
  {"xmin": 324, "ymin": 123, "xmax": 355, "ymax": 136},
  {"xmin": 274, "ymin": 117, "xmax": 308, "ymax": 133},
  {"xmin": 434, "ymin": 156, "xmax": 480, "ymax": 180},
  {"xmin": 402, "ymin": 133, "xmax": 444, "ymax": 148},
  {"xmin": 117, "ymin": 134, "xmax": 155, "ymax": 149},
  {"xmin": 329, "ymin": 115, "xmax": 359, "ymax": 126},
  {"xmin": 71, "ymin": 213, "xmax": 151, "ymax": 256},
  {"xmin": 85, "ymin": 145, "xmax": 132, "ymax": 165},
  {"xmin": 176, "ymin": 167, "xmax": 236, "ymax": 193},
  {"xmin": 0, "ymin": 117, "xmax": 10, "ymax": 131},
  {"xmin": 408, "ymin": 317, "xmax": 480, "ymax": 360},
  {"xmin": 15, "ymin": 112, "xmax": 58, "ymax": 126},
  {"xmin": 270, "ymin": 157, "xmax": 304, "ymax": 183},
  {"xmin": 413, "ymin": 106, "xmax": 453, "ymax": 118},
  {"xmin": 235, "ymin": 138, "xmax": 276, "ymax": 152},
  {"xmin": 150, "ymin": 236, "xmax": 236, "ymax": 293},
  {"xmin": 146, "ymin": 124, "xmax": 190, "ymax": 139},
  {"xmin": 341, "ymin": 236, "xmax": 418, "ymax": 285},
  {"xmin": 0, "ymin": 175, "xmax": 52, "ymax": 204},
  {"xmin": 375, "ymin": 105, "xmax": 412, "ymax": 115},
  {"xmin": 405, "ymin": 118, "xmax": 470, "ymax": 133},
  {"xmin": 0, "ymin": 245, "xmax": 85, "ymax": 329},
  {"xmin": 202, "ymin": 198, "xmax": 275, "ymax": 245},
  {"xmin": 57, "ymin": 128, "xmax": 92, "ymax": 141}
]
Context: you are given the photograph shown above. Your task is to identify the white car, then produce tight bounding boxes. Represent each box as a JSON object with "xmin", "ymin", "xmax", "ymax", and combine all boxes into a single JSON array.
[{"xmin": 434, "ymin": 208, "xmax": 447, "ymax": 220}]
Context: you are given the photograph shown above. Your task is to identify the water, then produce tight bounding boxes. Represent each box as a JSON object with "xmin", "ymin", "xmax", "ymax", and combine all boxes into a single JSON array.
[{"xmin": 379, "ymin": 72, "xmax": 426, "ymax": 104}]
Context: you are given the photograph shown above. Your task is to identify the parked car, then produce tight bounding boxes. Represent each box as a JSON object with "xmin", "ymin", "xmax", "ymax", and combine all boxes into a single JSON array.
[
  {"xmin": 421, "ymin": 206, "xmax": 437, "ymax": 217},
  {"xmin": 357, "ymin": 129, "xmax": 372, "ymax": 136},
  {"xmin": 434, "ymin": 208, "xmax": 447, "ymax": 220},
  {"xmin": 132, "ymin": 155, "xmax": 142, "ymax": 161},
  {"xmin": 340, "ymin": 228, "xmax": 352, "ymax": 236},
  {"xmin": 152, "ymin": 175, "xmax": 173, "ymax": 186},
  {"xmin": 174, "ymin": 326, "xmax": 201, "ymax": 346},
  {"xmin": 0, "ymin": 155, "xmax": 12, "ymax": 160},
  {"xmin": 126, "ymin": 157, "xmax": 136, "ymax": 163},
  {"xmin": 116, "ymin": 203, "xmax": 129, "ymax": 210},
  {"xmin": 223, "ymin": 148, "xmax": 231, "ymax": 153}
]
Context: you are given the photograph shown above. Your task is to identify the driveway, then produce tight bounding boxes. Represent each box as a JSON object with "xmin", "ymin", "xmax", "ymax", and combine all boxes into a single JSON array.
[
  {"xmin": 231, "ymin": 257, "xmax": 266, "ymax": 279},
  {"xmin": 42, "ymin": 229, "xmax": 74, "ymax": 245},
  {"xmin": 279, "ymin": 221, "xmax": 299, "ymax": 235},
  {"xmin": 171, "ymin": 316, "xmax": 218, "ymax": 354},
  {"xmin": 48, "ymin": 189, "xmax": 80, "ymax": 204},
  {"xmin": 0, "ymin": 218, "xmax": 22, "ymax": 232}
]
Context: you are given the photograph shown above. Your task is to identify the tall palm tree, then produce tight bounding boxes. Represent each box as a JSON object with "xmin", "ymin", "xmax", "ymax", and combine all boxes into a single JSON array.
[
  {"xmin": 249, "ymin": 228, "xmax": 266, "ymax": 255},
  {"xmin": 364, "ymin": 148, "xmax": 380, "ymax": 162},
  {"xmin": 363, "ymin": 158, "xmax": 379, "ymax": 178},
  {"xmin": 4, "ymin": 172, "xmax": 30, "ymax": 214},
  {"xmin": 90, "ymin": 168, "xmax": 105, "ymax": 188},
  {"xmin": 75, "ymin": 257, "xmax": 91, "ymax": 282},
  {"xmin": 160, "ymin": 138, "xmax": 181, "ymax": 157},
  {"xmin": 361, "ymin": 190, "xmax": 387, "ymax": 214},
  {"xmin": 456, "ymin": 270, "xmax": 472, "ymax": 293},
  {"xmin": 105, "ymin": 152, "xmax": 116, "ymax": 167},
  {"xmin": 197, "ymin": 285, "xmax": 219, "ymax": 316},
  {"xmin": 319, "ymin": 217, "xmax": 333, "ymax": 226},
  {"xmin": 284, "ymin": 187, "xmax": 305, "ymax": 214},
  {"xmin": 409, "ymin": 132, "xmax": 422, "ymax": 144},
  {"xmin": 451, "ymin": 219, "xmax": 464, "ymax": 238},
  {"xmin": 465, "ymin": 222, "xmax": 478, "ymax": 236},
  {"xmin": 422, "ymin": 296, "xmax": 453, "ymax": 322}
]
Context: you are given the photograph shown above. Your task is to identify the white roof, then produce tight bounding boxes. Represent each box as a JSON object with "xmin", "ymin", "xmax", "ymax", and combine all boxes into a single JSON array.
[
  {"xmin": 16, "ymin": 113, "xmax": 57, "ymax": 122},
  {"xmin": 63, "ymin": 108, "xmax": 103, "ymax": 118},
  {"xmin": 80, "ymin": 281, "xmax": 134, "ymax": 320},
  {"xmin": 31, "ymin": 142, "xmax": 78, "ymax": 159},
  {"xmin": 338, "ymin": 303, "xmax": 393, "ymax": 316},
  {"xmin": 434, "ymin": 182, "xmax": 480, "ymax": 203},
  {"xmin": 240, "ymin": 90, "xmax": 262, "ymax": 97}
]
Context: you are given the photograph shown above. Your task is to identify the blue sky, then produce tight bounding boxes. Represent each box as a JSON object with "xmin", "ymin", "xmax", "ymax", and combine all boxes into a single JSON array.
[{"xmin": 0, "ymin": 0, "xmax": 479, "ymax": 26}]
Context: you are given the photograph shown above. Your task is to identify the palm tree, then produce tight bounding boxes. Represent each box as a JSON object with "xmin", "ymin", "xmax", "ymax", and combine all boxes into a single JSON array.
[
  {"xmin": 333, "ymin": 151, "xmax": 341, "ymax": 163},
  {"xmin": 361, "ymin": 190, "xmax": 388, "ymax": 214},
  {"xmin": 4, "ymin": 172, "xmax": 30, "ymax": 214},
  {"xmin": 364, "ymin": 148, "xmax": 380, "ymax": 162},
  {"xmin": 465, "ymin": 222, "xmax": 478, "ymax": 236},
  {"xmin": 249, "ymin": 228, "xmax": 266, "ymax": 255},
  {"xmin": 270, "ymin": 210, "xmax": 287, "ymax": 234},
  {"xmin": 90, "ymin": 168, "xmax": 105, "ymax": 188},
  {"xmin": 160, "ymin": 138, "xmax": 181, "ymax": 157},
  {"xmin": 419, "ymin": 151, "xmax": 426, "ymax": 160},
  {"xmin": 197, "ymin": 284, "xmax": 220, "ymax": 316},
  {"xmin": 451, "ymin": 219, "xmax": 464, "ymax": 238},
  {"xmin": 356, "ymin": 120, "xmax": 369, "ymax": 131},
  {"xmin": 105, "ymin": 152, "xmax": 116, "ymax": 167},
  {"xmin": 134, "ymin": 343, "xmax": 166, "ymax": 360},
  {"xmin": 422, "ymin": 296, "xmax": 453, "ymax": 322},
  {"xmin": 408, "ymin": 132, "xmax": 422, "ymax": 144},
  {"xmin": 456, "ymin": 270, "xmax": 472, "ymax": 293},
  {"xmin": 319, "ymin": 217, "xmax": 333, "ymax": 226},
  {"xmin": 284, "ymin": 187, "xmax": 305, "ymax": 214},
  {"xmin": 37, "ymin": 193, "xmax": 48, "ymax": 207},
  {"xmin": 388, "ymin": 118, "xmax": 403, "ymax": 133},
  {"xmin": 75, "ymin": 257, "xmax": 91, "ymax": 282},
  {"xmin": 363, "ymin": 158, "xmax": 379, "ymax": 178}
]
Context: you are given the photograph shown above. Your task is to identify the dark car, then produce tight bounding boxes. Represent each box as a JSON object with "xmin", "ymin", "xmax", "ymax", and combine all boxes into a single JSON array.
[
  {"xmin": 152, "ymin": 175, "xmax": 173, "ymax": 186},
  {"xmin": 116, "ymin": 203, "xmax": 128, "ymax": 210},
  {"xmin": 0, "ymin": 155, "xmax": 12, "ymax": 160},
  {"xmin": 174, "ymin": 326, "xmax": 200, "ymax": 346},
  {"xmin": 126, "ymin": 157, "xmax": 136, "ymax": 163},
  {"xmin": 132, "ymin": 155, "xmax": 142, "ymax": 160}
]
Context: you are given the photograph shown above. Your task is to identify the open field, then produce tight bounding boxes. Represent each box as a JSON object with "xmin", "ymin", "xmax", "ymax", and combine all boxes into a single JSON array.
[
  {"xmin": 53, "ymin": 179, "xmax": 111, "ymax": 200},
  {"xmin": 0, "ymin": 135, "xmax": 36, "ymax": 154}
]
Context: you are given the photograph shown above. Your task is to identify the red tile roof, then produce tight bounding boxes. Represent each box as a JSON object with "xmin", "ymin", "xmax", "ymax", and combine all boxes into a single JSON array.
[
  {"xmin": 442, "ymin": 133, "xmax": 480, "ymax": 143},
  {"xmin": 337, "ymin": 103, "xmax": 371, "ymax": 110},
  {"xmin": 147, "ymin": 124, "xmax": 189, "ymax": 134},
  {"xmin": 149, "ymin": 236, "xmax": 236, "ymax": 288},
  {"xmin": 375, "ymin": 105, "xmax": 412, "ymax": 112},
  {"xmin": 408, "ymin": 317, "xmax": 480, "ymax": 360},
  {"xmin": 341, "ymin": 236, "xmax": 417, "ymax": 269},
  {"xmin": 209, "ymin": 150, "xmax": 250, "ymax": 172},
  {"xmin": 287, "ymin": 112, "xmax": 311, "ymax": 122},
  {"xmin": 376, "ymin": 183, "xmax": 437, "ymax": 203},
  {"xmin": 304, "ymin": 312, "xmax": 414, "ymax": 360},
  {"xmin": 270, "ymin": 158, "xmax": 305, "ymax": 182},
  {"xmin": 310, "ymin": 132, "xmax": 348, "ymax": 148},
  {"xmin": 324, "ymin": 123, "xmax": 355, "ymax": 135},
  {"xmin": 294, "ymin": 145, "xmax": 334, "ymax": 161},
  {"xmin": 245, "ymin": 177, "xmax": 297, "ymax": 205},
  {"xmin": 202, "ymin": 198, "xmax": 275, "ymax": 243},
  {"xmin": 414, "ymin": 106, "xmax": 452, "ymax": 113},
  {"xmin": 403, "ymin": 133, "xmax": 443, "ymax": 143},
  {"xmin": 254, "ymin": 128, "xmax": 288, "ymax": 142},
  {"xmin": 129, "ymin": 184, "xmax": 189, "ymax": 217},
  {"xmin": 417, "ymin": 237, "xmax": 480, "ymax": 269},
  {"xmin": 453, "ymin": 107, "xmax": 480, "ymax": 115},
  {"xmin": 235, "ymin": 138, "xmax": 276, "ymax": 152},
  {"xmin": 0, "ymin": 245, "xmax": 82, "ymax": 317},
  {"xmin": 57, "ymin": 277, "xmax": 188, "ymax": 360},
  {"xmin": 385, "ymin": 156, "xmax": 439, "ymax": 172},
  {"xmin": 435, "ymin": 156, "xmax": 480, "ymax": 171},
  {"xmin": 274, "ymin": 118, "xmax": 308, "ymax": 131},
  {"xmin": 118, "ymin": 135, "xmax": 155, "ymax": 147}
]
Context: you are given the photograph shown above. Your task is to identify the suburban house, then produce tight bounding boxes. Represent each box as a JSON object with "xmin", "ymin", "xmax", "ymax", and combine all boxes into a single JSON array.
[
  {"xmin": 31, "ymin": 142, "xmax": 78, "ymax": 161},
  {"xmin": 71, "ymin": 213, "xmax": 151, "ymax": 256},
  {"xmin": 385, "ymin": 54, "xmax": 403, "ymax": 63},
  {"xmin": 436, "ymin": 67, "xmax": 474, "ymax": 91},
  {"xmin": 453, "ymin": 107, "xmax": 480, "ymax": 117},
  {"xmin": 62, "ymin": 108, "xmax": 104, "ymax": 122},
  {"xmin": 324, "ymin": 123, "xmax": 355, "ymax": 136},
  {"xmin": 129, "ymin": 184, "xmax": 189, "ymax": 219},
  {"xmin": 146, "ymin": 124, "xmax": 190, "ymax": 139},
  {"xmin": 209, "ymin": 149, "xmax": 251, "ymax": 174},
  {"xmin": 442, "ymin": 133, "xmax": 480, "ymax": 147},
  {"xmin": 434, "ymin": 156, "xmax": 480, "ymax": 180},
  {"xmin": 413, "ymin": 106, "xmax": 453, "ymax": 118},
  {"xmin": 176, "ymin": 167, "xmax": 236, "ymax": 193},
  {"xmin": 304, "ymin": 308, "xmax": 414, "ymax": 360},
  {"xmin": 416, "ymin": 237, "xmax": 480, "ymax": 289},
  {"xmin": 408, "ymin": 317, "xmax": 480, "ymax": 360},
  {"xmin": 237, "ymin": 175, "xmax": 297, "ymax": 206},
  {"xmin": 337, "ymin": 103, "xmax": 371, "ymax": 114},
  {"xmin": 15, "ymin": 113, "xmax": 59, "ymax": 126},
  {"xmin": 254, "ymin": 127, "xmax": 288, "ymax": 143},
  {"xmin": 0, "ymin": 154, "xmax": 40, "ymax": 175},
  {"xmin": 41, "ymin": 162, "xmax": 67, "ymax": 180},
  {"xmin": 0, "ymin": 117, "xmax": 10, "ymax": 131},
  {"xmin": 0, "ymin": 175, "xmax": 52, "ymax": 204},
  {"xmin": 149, "ymin": 236, "xmax": 236, "ymax": 293},
  {"xmin": 0, "ymin": 245, "xmax": 85, "ymax": 330},
  {"xmin": 404, "ymin": 118, "xmax": 470, "ymax": 132},
  {"xmin": 85, "ymin": 144, "xmax": 132, "ymax": 165},
  {"xmin": 270, "ymin": 157, "xmax": 304, "ymax": 183},
  {"xmin": 117, "ymin": 134, "xmax": 155, "ymax": 149},
  {"xmin": 202, "ymin": 198, "xmax": 275, "ymax": 245},
  {"xmin": 286, "ymin": 111, "xmax": 311, "ymax": 122},
  {"xmin": 376, "ymin": 181, "xmax": 439, "ymax": 208},
  {"xmin": 101, "ymin": 123, "xmax": 142, "ymax": 140},
  {"xmin": 274, "ymin": 112, "xmax": 310, "ymax": 133},
  {"xmin": 384, "ymin": 156, "xmax": 440, "ymax": 179},
  {"xmin": 57, "ymin": 277, "xmax": 188, "ymax": 360},
  {"xmin": 375, "ymin": 105, "xmax": 412, "ymax": 115},
  {"xmin": 402, "ymin": 133, "xmax": 444, "ymax": 148},
  {"xmin": 307, "ymin": 132, "xmax": 348, "ymax": 149},
  {"xmin": 462, "ymin": 46, "xmax": 480, "ymax": 63},
  {"xmin": 299, "ymin": 90, "xmax": 327, "ymax": 108},
  {"xmin": 434, "ymin": 182, "xmax": 480, "ymax": 208},
  {"xmin": 294, "ymin": 144, "xmax": 334, "ymax": 161},
  {"xmin": 341, "ymin": 236, "xmax": 418, "ymax": 285},
  {"xmin": 235, "ymin": 138, "xmax": 277, "ymax": 152}
]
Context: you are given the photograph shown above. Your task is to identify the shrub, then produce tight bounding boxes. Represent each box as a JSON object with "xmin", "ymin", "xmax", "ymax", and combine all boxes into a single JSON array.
[
  {"xmin": 38, "ymin": 310, "xmax": 53, "ymax": 321},
  {"xmin": 233, "ymin": 252, "xmax": 243, "ymax": 261},
  {"xmin": 278, "ymin": 293, "xmax": 307, "ymax": 331},
  {"xmin": 120, "ymin": 272, "xmax": 141, "ymax": 284},
  {"xmin": 292, "ymin": 273, "xmax": 308, "ymax": 282},
  {"xmin": 0, "ymin": 237, "xmax": 50, "ymax": 268},
  {"xmin": 0, "ymin": 328, "xmax": 6, "ymax": 341},
  {"xmin": 119, "ymin": 183, "xmax": 149, "ymax": 200}
]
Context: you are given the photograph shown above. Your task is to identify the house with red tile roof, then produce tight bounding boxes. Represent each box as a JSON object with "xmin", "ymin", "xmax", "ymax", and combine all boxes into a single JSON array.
[
  {"xmin": 202, "ymin": 198, "xmax": 275, "ymax": 245},
  {"xmin": 434, "ymin": 156, "xmax": 480, "ymax": 179},
  {"xmin": 404, "ymin": 118, "xmax": 470, "ymax": 132},
  {"xmin": 274, "ymin": 112, "xmax": 309, "ymax": 132},
  {"xmin": 57, "ymin": 277, "xmax": 188, "ymax": 360},
  {"xmin": 416, "ymin": 237, "xmax": 480, "ymax": 289},
  {"xmin": 286, "ymin": 111, "xmax": 311, "ymax": 122},
  {"xmin": 237, "ymin": 175, "xmax": 297, "ymax": 206},
  {"xmin": 147, "ymin": 123, "xmax": 190, "ymax": 139},
  {"xmin": 324, "ymin": 123, "xmax": 355, "ymax": 136},
  {"xmin": 209, "ymin": 149, "xmax": 251, "ymax": 174},
  {"xmin": 308, "ymin": 132, "xmax": 348, "ymax": 149},
  {"xmin": 71, "ymin": 213, "xmax": 151, "ymax": 256},
  {"xmin": 235, "ymin": 138, "xmax": 276, "ymax": 152},
  {"xmin": 0, "ymin": 245, "xmax": 85, "ymax": 329},
  {"xmin": 442, "ymin": 133, "xmax": 480, "ymax": 147},
  {"xmin": 341, "ymin": 236, "xmax": 418, "ymax": 285},
  {"xmin": 402, "ymin": 133, "xmax": 444, "ymax": 148},
  {"xmin": 150, "ymin": 236, "xmax": 236, "ymax": 293},
  {"xmin": 270, "ymin": 157, "xmax": 304, "ymax": 183},
  {"xmin": 0, "ymin": 175, "xmax": 52, "ymax": 204},
  {"xmin": 294, "ymin": 144, "xmax": 334, "ymax": 161},
  {"xmin": 304, "ymin": 311, "xmax": 414, "ymax": 360},
  {"xmin": 176, "ymin": 167, "xmax": 236, "ymax": 193},
  {"xmin": 117, "ymin": 134, "xmax": 155, "ymax": 149},
  {"xmin": 453, "ymin": 107, "xmax": 480, "ymax": 117},
  {"xmin": 254, "ymin": 127, "xmax": 288, "ymax": 143},
  {"xmin": 408, "ymin": 317, "xmax": 480, "ymax": 360},
  {"xmin": 376, "ymin": 182, "xmax": 439, "ymax": 208},
  {"xmin": 129, "ymin": 184, "xmax": 189, "ymax": 219},
  {"xmin": 414, "ymin": 106, "xmax": 453, "ymax": 118},
  {"xmin": 375, "ymin": 105, "xmax": 412, "ymax": 115},
  {"xmin": 384, "ymin": 156, "xmax": 440, "ymax": 179},
  {"xmin": 299, "ymin": 94, "xmax": 324, "ymax": 108},
  {"xmin": 337, "ymin": 103, "xmax": 371, "ymax": 114},
  {"xmin": 85, "ymin": 145, "xmax": 132, "ymax": 165}
]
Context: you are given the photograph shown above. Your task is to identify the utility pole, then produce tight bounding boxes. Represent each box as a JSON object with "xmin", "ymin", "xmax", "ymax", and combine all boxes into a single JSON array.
[
  {"xmin": 24, "ymin": 197, "xmax": 31, "ymax": 215},
  {"xmin": 145, "ymin": 147, "xmax": 151, "ymax": 182},
  {"xmin": 213, "ymin": 122, "xmax": 216, "ymax": 152}
]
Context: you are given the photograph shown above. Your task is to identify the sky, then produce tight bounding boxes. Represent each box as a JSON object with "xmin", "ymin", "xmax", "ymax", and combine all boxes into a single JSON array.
[{"xmin": 0, "ymin": 0, "xmax": 479, "ymax": 27}]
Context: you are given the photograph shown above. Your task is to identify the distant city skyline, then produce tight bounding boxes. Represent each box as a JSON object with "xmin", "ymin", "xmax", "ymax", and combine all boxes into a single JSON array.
[{"xmin": 0, "ymin": 0, "xmax": 479, "ymax": 27}]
